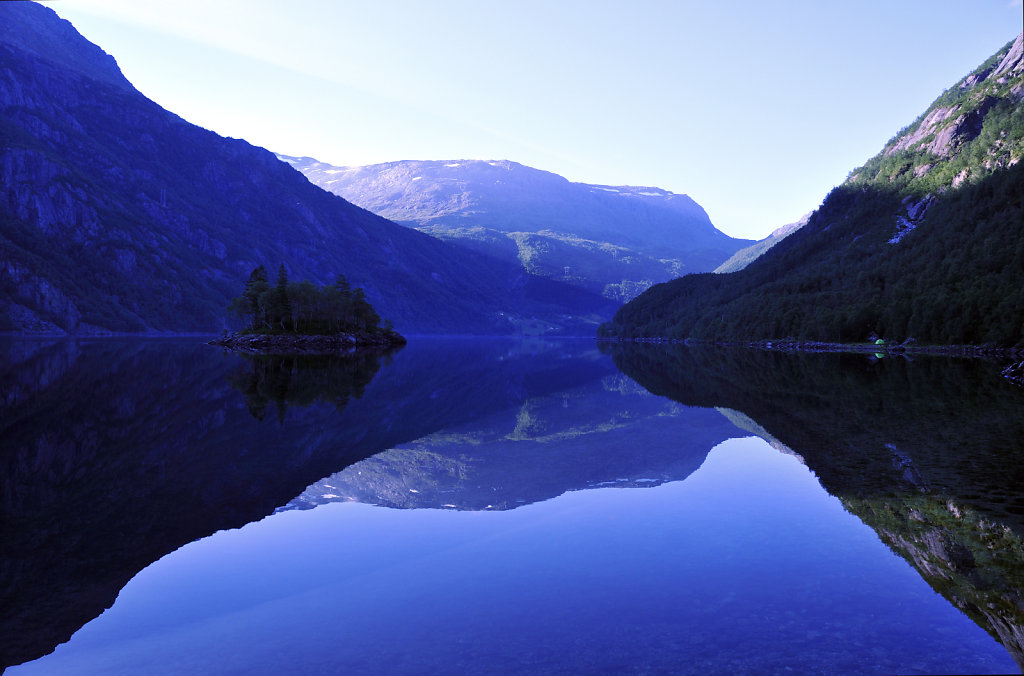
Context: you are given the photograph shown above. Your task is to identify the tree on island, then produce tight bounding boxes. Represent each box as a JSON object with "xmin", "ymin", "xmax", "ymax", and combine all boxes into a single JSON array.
[{"xmin": 228, "ymin": 264, "xmax": 399, "ymax": 339}]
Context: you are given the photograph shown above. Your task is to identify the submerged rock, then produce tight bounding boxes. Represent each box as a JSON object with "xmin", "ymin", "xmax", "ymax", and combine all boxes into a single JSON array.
[{"xmin": 1002, "ymin": 361, "xmax": 1024, "ymax": 385}]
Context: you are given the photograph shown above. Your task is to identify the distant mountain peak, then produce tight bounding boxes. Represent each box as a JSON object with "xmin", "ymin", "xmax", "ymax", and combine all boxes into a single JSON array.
[
  {"xmin": 282, "ymin": 155, "xmax": 752, "ymax": 303},
  {"xmin": 714, "ymin": 212, "xmax": 811, "ymax": 274}
]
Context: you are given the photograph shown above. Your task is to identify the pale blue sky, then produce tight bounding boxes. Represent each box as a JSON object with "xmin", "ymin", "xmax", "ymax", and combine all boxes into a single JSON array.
[{"xmin": 44, "ymin": 0, "xmax": 1021, "ymax": 239}]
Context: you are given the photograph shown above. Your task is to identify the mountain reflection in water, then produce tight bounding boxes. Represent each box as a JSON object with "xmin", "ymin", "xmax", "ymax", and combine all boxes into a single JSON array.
[
  {"xmin": 604, "ymin": 342, "xmax": 1024, "ymax": 671},
  {"xmin": 0, "ymin": 337, "xmax": 611, "ymax": 669},
  {"xmin": 2, "ymin": 338, "xmax": 1022, "ymax": 673}
]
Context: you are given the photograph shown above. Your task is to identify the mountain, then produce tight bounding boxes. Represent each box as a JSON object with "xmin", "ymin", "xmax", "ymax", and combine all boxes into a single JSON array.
[
  {"xmin": 281, "ymin": 157, "xmax": 753, "ymax": 302},
  {"xmin": 0, "ymin": 2, "xmax": 612, "ymax": 335},
  {"xmin": 714, "ymin": 213, "xmax": 810, "ymax": 273},
  {"xmin": 601, "ymin": 33, "xmax": 1024, "ymax": 346}
]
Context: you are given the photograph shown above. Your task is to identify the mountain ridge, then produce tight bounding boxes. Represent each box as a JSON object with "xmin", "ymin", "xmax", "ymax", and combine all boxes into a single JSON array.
[{"xmin": 282, "ymin": 155, "xmax": 753, "ymax": 302}]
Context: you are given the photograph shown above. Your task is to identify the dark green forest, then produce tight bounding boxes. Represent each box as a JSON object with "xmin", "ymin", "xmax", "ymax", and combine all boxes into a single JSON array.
[
  {"xmin": 228, "ymin": 264, "xmax": 395, "ymax": 337},
  {"xmin": 601, "ymin": 161, "xmax": 1024, "ymax": 346}
]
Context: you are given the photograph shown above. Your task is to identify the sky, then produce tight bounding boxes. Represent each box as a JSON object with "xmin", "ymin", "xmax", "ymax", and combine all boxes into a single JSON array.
[{"xmin": 43, "ymin": 0, "xmax": 1021, "ymax": 240}]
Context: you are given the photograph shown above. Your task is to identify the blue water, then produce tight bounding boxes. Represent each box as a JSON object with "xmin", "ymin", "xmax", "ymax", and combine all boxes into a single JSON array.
[
  {"xmin": 4, "ymin": 338, "xmax": 1021, "ymax": 674},
  {"xmin": 11, "ymin": 437, "xmax": 1014, "ymax": 674}
]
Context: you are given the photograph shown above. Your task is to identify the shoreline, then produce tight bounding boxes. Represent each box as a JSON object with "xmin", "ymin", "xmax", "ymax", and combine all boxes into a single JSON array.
[
  {"xmin": 597, "ymin": 337, "xmax": 1024, "ymax": 359},
  {"xmin": 208, "ymin": 331, "xmax": 406, "ymax": 355}
]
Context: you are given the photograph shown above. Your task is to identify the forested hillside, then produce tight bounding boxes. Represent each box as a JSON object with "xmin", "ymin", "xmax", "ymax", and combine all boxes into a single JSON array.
[{"xmin": 602, "ymin": 33, "xmax": 1024, "ymax": 347}]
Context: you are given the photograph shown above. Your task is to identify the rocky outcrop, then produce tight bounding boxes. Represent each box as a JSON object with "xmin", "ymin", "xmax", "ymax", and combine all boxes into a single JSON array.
[
  {"xmin": 0, "ymin": 260, "xmax": 81, "ymax": 332},
  {"xmin": 992, "ymin": 32, "xmax": 1024, "ymax": 79},
  {"xmin": 888, "ymin": 193, "xmax": 935, "ymax": 244},
  {"xmin": 882, "ymin": 32, "xmax": 1022, "ymax": 166}
]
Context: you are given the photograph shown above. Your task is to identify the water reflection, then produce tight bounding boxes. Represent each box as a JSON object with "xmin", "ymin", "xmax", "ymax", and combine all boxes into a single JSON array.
[
  {"xmin": 228, "ymin": 351, "xmax": 390, "ymax": 422},
  {"xmin": 0, "ymin": 337, "xmax": 611, "ymax": 670},
  {"xmin": 9, "ymin": 438, "xmax": 1015, "ymax": 675},
  {"xmin": 285, "ymin": 373, "xmax": 738, "ymax": 512},
  {"xmin": 603, "ymin": 342, "xmax": 1024, "ymax": 670},
  {"xmin": 3, "ymin": 338, "xmax": 1023, "ymax": 673}
]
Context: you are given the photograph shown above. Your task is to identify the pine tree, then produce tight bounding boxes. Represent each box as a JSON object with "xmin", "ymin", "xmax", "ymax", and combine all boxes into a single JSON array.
[
  {"xmin": 229, "ymin": 265, "xmax": 270, "ymax": 329},
  {"xmin": 272, "ymin": 263, "xmax": 292, "ymax": 331},
  {"xmin": 334, "ymin": 274, "xmax": 352, "ymax": 298}
]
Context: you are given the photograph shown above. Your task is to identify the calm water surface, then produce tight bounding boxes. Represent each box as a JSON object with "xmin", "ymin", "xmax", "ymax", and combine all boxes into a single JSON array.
[{"xmin": 2, "ymin": 338, "xmax": 1022, "ymax": 674}]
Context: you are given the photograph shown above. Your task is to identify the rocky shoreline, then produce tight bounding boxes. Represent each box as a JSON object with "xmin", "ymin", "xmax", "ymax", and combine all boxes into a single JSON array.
[
  {"xmin": 209, "ymin": 330, "xmax": 406, "ymax": 355},
  {"xmin": 599, "ymin": 336, "xmax": 1024, "ymax": 358},
  {"xmin": 598, "ymin": 336, "xmax": 1024, "ymax": 386}
]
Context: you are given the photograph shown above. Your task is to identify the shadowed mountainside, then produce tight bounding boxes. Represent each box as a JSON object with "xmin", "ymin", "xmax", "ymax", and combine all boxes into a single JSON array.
[{"xmin": 0, "ymin": 2, "xmax": 611, "ymax": 335}]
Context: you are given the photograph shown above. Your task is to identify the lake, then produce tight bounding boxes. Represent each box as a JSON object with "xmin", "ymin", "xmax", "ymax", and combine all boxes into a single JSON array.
[{"xmin": 2, "ymin": 338, "xmax": 1022, "ymax": 674}]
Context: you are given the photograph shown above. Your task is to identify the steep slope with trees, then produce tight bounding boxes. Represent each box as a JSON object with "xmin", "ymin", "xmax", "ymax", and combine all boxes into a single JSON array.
[
  {"xmin": 602, "ymin": 33, "xmax": 1024, "ymax": 346},
  {"xmin": 714, "ymin": 213, "xmax": 810, "ymax": 273},
  {"xmin": 0, "ymin": 2, "xmax": 611, "ymax": 335},
  {"xmin": 282, "ymin": 157, "xmax": 753, "ymax": 302}
]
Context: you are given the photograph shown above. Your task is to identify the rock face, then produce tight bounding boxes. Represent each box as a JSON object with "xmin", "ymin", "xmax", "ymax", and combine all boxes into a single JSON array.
[
  {"xmin": 602, "ymin": 32, "xmax": 1024, "ymax": 346},
  {"xmin": 878, "ymin": 31, "xmax": 1023, "ymax": 170},
  {"xmin": 282, "ymin": 156, "xmax": 753, "ymax": 303},
  {"xmin": 0, "ymin": 3, "xmax": 612, "ymax": 335}
]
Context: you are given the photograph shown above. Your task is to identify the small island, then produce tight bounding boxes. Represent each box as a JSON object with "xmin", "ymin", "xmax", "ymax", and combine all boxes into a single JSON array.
[{"xmin": 210, "ymin": 264, "xmax": 406, "ymax": 354}]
